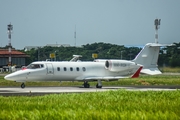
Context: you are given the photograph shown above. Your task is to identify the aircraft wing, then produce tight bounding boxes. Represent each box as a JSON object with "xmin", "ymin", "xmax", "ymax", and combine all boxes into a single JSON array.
[
  {"xmin": 84, "ymin": 76, "xmax": 129, "ymax": 80},
  {"xmin": 75, "ymin": 66, "xmax": 142, "ymax": 81},
  {"xmin": 75, "ymin": 76, "xmax": 128, "ymax": 81},
  {"xmin": 76, "ymin": 66, "xmax": 143, "ymax": 80}
]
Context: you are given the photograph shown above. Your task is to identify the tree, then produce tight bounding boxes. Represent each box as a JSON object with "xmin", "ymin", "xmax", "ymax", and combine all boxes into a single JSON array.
[
  {"xmin": 158, "ymin": 42, "xmax": 180, "ymax": 67},
  {"xmin": 23, "ymin": 42, "xmax": 180, "ymax": 67}
]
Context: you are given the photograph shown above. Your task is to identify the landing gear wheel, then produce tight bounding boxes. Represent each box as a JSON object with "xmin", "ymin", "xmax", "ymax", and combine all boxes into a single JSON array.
[
  {"xmin": 96, "ymin": 84, "xmax": 102, "ymax": 88},
  {"xmin": 21, "ymin": 83, "xmax": 25, "ymax": 89},
  {"xmin": 83, "ymin": 81, "xmax": 90, "ymax": 88}
]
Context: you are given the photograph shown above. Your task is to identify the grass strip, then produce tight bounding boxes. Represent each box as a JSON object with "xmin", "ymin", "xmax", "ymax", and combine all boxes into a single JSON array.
[{"xmin": 0, "ymin": 90, "xmax": 180, "ymax": 119}]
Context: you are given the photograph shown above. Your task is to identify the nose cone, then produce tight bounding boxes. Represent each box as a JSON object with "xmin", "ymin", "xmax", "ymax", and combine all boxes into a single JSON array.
[
  {"xmin": 4, "ymin": 74, "xmax": 15, "ymax": 81},
  {"xmin": 4, "ymin": 72, "xmax": 20, "ymax": 81}
]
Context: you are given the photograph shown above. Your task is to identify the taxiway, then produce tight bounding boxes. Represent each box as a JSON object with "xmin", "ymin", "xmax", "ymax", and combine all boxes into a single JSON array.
[{"xmin": 0, "ymin": 86, "xmax": 179, "ymax": 96}]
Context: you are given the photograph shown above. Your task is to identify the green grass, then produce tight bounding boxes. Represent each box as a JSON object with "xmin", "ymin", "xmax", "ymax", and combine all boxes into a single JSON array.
[
  {"xmin": 0, "ymin": 90, "xmax": 180, "ymax": 120},
  {"xmin": 159, "ymin": 67, "xmax": 180, "ymax": 73},
  {"xmin": 1, "ymin": 75, "xmax": 180, "ymax": 87},
  {"xmin": 1, "ymin": 74, "xmax": 180, "ymax": 119}
]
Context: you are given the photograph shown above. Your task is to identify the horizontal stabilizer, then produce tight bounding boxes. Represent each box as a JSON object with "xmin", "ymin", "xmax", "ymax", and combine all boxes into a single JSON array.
[
  {"xmin": 149, "ymin": 43, "xmax": 174, "ymax": 47},
  {"xmin": 141, "ymin": 68, "xmax": 162, "ymax": 75}
]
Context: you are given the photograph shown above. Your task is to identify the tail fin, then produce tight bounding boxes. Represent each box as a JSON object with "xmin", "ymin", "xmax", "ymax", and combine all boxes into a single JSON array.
[{"xmin": 132, "ymin": 43, "xmax": 162, "ymax": 75}]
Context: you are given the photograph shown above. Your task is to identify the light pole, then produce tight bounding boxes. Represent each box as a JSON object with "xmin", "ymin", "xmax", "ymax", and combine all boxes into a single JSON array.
[
  {"xmin": 55, "ymin": 51, "xmax": 57, "ymax": 61},
  {"xmin": 54, "ymin": 50, "xmax": 59, "ymax": 61},
  {"xmin": 121, "ymin": 51, "xmax": 123, "ymax": 59},
  {"xmin": 38, "ymin": 47, "xmax": 40, "ymax": 61},
  {"xmin": 154, "ymin": 19, "xmax": 161, "ymax": 43},
  {"xmin": 7, "ymin": 23, "xmax": 13, "ymax": 67}
]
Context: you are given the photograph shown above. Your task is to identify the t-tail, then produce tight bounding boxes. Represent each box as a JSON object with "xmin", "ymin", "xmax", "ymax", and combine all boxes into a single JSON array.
[{"xmin": 132, "ymin": 43, "xmax": 163, "ymax": 75}]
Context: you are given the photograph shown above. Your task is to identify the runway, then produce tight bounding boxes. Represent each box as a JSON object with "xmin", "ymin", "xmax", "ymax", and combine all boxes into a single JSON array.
[{"xmin": 0, "ymin": 85, "xmax": 179, "ymax": 96}]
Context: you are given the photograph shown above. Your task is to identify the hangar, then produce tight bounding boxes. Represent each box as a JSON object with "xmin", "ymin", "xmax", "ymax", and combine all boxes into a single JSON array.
[{"xmin": 0, "ymin": 49, "xmax": 29, "ymax": 68}]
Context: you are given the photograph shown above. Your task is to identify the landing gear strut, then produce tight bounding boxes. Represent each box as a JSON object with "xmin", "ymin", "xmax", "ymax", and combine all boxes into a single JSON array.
[
  {"xmin": 96, "ymin": 80, "xmax": 102, "ymax": 88},
  {"xmin": 21, "ymin": 83, "xmax": 25, "ymax": 89},
  {"xmin": 83, "ymin": 81, "xmax": 90, "ymax": 88}
]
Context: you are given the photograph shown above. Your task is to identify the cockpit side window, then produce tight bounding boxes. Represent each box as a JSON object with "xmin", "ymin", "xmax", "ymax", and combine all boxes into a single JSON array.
[
  {"xmin": 26, "ymin": 64, "xmax": 44, "ymax": 69},
  {"xmin": 40, "ymin": 64, "xmax": 44, "ymax": 68}
]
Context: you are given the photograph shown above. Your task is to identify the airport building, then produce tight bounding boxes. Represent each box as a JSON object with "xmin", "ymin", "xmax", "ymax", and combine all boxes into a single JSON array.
[{"xmin": 0, "ymin": 49, "xmax": 29, "ymax": 67}]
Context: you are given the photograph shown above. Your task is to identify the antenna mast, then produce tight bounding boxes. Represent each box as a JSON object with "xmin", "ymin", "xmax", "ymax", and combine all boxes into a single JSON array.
[
  {"xmin": 74, "ymin": 25, "xmax": 76, "ymax": 47},
  {"xmin": 154, "ymin": 19, "xmax": 161, "ymax": 43}
]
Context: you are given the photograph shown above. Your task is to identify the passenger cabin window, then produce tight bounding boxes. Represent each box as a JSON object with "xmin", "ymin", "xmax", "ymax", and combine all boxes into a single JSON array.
[
  {"xmin": 70, "ymin": 67, "xmax": 73, "ymax": 71},
  {"xmin": 82, "ymin": 67, "xmax": 86, "ymax": 71},
  {"xmin": 76, "ymin": 67, "xmax": 79, "ymax": 71},
  {"xmin": 27, "ymin": 64, "xmax": 44, "ymax": 69},
  {"xmin": 64, "ymin": 67, "xmax": 67, "ymax": 71},
  {"xmin": 57, "ymin": 67, "xmax": 60, "ymax": 71}
]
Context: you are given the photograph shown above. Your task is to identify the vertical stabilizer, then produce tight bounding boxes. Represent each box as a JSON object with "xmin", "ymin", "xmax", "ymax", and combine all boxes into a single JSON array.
[{"xmin": 132, "ymin": 43, "xmax": 162, "ymax": 75}]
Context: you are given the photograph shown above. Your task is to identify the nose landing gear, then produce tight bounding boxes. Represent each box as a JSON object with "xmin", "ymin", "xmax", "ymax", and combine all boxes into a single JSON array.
[{"xmin": 21, "ymin": 83, "xmax": 25, "ymax": 88}]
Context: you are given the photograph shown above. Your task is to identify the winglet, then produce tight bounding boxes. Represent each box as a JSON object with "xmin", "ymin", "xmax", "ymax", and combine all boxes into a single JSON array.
[{"xmin": 131, "ymin": 66, "xmax": 143, "ymax": 78}]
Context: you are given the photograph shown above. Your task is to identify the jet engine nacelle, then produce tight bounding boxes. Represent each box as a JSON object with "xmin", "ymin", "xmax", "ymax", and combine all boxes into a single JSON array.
[{"xmin": 105, "ymin": 60, "xmax": 136, "ymax": 72}]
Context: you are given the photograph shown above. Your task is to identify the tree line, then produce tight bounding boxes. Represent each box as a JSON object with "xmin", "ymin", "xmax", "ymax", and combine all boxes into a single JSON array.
[{"xmin": 16, "ymin": 42, "xmax": 180, "ymax": 67}]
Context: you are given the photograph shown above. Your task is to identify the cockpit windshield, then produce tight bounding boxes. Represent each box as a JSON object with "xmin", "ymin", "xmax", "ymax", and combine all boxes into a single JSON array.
[{"xmin": 26, "ymin": 64, "xmax": 44, "ymax": 69}]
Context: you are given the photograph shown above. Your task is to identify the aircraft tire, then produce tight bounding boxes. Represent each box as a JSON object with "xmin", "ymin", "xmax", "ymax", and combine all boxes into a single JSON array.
[
  {"xmin": 21, "ymin": 83, "xmax": 25, "ymax": 89},
  {"xmin": 96, "ymin": 84, "xmax": 102, "ymax": 88},
  {"xmin": 84, "ymin": 83, "xmax": 90, "ymax": 88},
  {"xmin": 83, "ymin": 81, "xmax": 90, "ymax": 88}
]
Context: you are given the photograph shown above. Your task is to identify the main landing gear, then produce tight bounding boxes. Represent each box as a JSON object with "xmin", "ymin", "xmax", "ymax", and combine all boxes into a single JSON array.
[
  {"xmin": 83, "ymin": 80, "xmax": 102, "ymax": 88},
  {"xmin": 21, "ymin": 83, "xmax": 25, "ymax": 89},
  {"xmin": 83, "ymin": 81, "xmax": 90, "ymax": 88},
  {"xmin": 96, "ymin": 80, "xmax": 102, "ymax": 88}
]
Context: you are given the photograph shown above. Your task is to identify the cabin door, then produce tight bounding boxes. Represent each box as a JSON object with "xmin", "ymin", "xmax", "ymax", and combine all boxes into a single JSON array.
[{"xmin": 46, "ymin": 63, "xmax": 54, "ymax": 74}]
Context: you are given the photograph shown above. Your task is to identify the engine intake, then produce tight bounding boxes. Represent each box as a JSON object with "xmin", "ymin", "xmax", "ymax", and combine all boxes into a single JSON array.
[{"xmin": 105, "ymin": 60, "xmax": 135, "ymax": 72}]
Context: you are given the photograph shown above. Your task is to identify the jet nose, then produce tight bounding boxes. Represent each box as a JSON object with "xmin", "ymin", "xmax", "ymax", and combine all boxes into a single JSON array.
[
  {"xmin": 4, "ymin": 74, "xmax": 16, "ymax": 81},
  {"xmin": 4, "ymin": 74, "xmax": 11, "ymax": 80}
]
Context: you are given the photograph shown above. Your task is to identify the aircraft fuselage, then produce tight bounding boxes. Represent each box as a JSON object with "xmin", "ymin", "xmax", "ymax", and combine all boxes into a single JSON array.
[{"xmin": 4, "ymin": 60, "xmax": 140, "ymax": 82}]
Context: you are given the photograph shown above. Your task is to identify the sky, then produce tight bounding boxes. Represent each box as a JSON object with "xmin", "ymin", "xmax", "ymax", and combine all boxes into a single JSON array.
[{"xmin": 0, "ymin": 0, "xmax": 180, "ymax": 49}]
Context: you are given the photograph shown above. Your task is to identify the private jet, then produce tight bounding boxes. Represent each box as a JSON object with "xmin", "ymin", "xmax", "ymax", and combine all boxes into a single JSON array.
[{"xmin": 4, "ymin": 43, "xmax": 163, "ymax": 88}]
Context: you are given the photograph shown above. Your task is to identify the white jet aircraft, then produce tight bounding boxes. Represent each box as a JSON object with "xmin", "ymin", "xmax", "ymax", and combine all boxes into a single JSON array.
[{"xmin": 4, "ymin": 43, "xmax": 162, "ymax": 88}]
